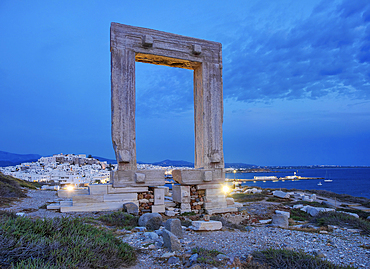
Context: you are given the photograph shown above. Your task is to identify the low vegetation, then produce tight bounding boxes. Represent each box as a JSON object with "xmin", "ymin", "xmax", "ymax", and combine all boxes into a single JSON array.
[
  {"xmin": 98, "ymin": 211, "xmax": 138, "ymax": 229},
  {"xmin": 0, "ymin": 172, "xmax": 40, "ymax": 207},
  {"xmin": 335, "ymin": 207, "xmax": 370, "ymax": 219},
  {"xmin": 290, "ymin": 208, "xmax": 310, "ymax": 221},
  {"xmin": 306, "ymin": 189, "xmax": 370, "ymax": 208},
  {"xmin": 311, "ymin": 211, "xmax": 370, "ymax": 235},
  {"xmin": 231, "ymin": 193, "xmax": 267, "ymax": 202},
  {"xmin": 191, "ymin": 247, "xmax": 226, "ymax": 267},
  {"xmin": 0, "ymin": 211, "xmax": 136, "ymax": 268},
  {"xmin": 252, "ymin": 248, "xmax": 355, "ymax": 269},
  {"xmin": 190, "ymin": 247, "xmax": 353, "ymax": 268},
  {"xmin": 210, "ymin": 215, "xmax": 247, "ymax": 231}
]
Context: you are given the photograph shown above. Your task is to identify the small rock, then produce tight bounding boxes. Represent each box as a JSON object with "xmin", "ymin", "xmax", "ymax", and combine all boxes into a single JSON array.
[
  {"xmin": 122, "ymin": 202, "xmax": 139, "ymax": 216},
  {"xmin": 319, "ymin": 230, "xmax": 328, "ymax": 234},
  {"xmin": 132, "ymin": 227, "xmax": 147, "ymax": 232},
  {"xmin": 161, "ymin": 252, "xmax": 176, "ymax": 259},
  {"xmin": 138, "ymin": 213, "xmax": 163, "ymax": 231},
  {"xmin": 168, "ymin": 256, "xmax": 180, "ymax": 264},
  {"xmin": 148, "ymin": 244, "xmax": 156, "ymax": 249},
  {"xmin": 144, "ymin": 232, "xmax": 159, "ymax": 240},
  {"xmin": 189, "ymin": 253, "xmax": 198, "ymax": 263},
  {"xmin": 273, "ymin": 190, "xmax": 290, "ymax": 198},
  {"xmin": 216, "ymin": 254, "xmax": 228, "ymax": 260}
]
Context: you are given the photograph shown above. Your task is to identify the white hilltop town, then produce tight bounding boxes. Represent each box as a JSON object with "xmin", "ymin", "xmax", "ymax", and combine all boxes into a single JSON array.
[{"xmin": 0, "ymin": 153, "xmax": 179, "ymax": 189}]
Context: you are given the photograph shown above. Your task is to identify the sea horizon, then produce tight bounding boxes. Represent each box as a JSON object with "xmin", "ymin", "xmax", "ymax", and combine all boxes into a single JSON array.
[{"xmin": 226, "ymin": 167, "xmax": 370, "ymax": 199}]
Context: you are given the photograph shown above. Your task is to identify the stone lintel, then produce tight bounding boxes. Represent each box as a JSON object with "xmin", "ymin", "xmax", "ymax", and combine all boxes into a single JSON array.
[{"xmin": 111, "ymin": 23, "xmax": 221, "ymax": 65}]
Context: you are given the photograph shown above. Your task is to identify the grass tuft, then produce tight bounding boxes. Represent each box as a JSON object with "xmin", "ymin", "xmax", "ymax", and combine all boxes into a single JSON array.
[
  {"xmin": 0, "ymin": 212, "xmax": 136, "ymax": 268},
  {"xmin": 252, "ymin": 248, "xmax": 355, "ymax": 269},
  {"xmin": 232, "ymin": 193, "xmax": 267, "ymax": 202},
  {"xmin": 311, "ymin": 211, "xmax": 370, "ymax": 235},
  {"xmin": 98, "ymin": 211, "xmax": 138, "ymax": 229}
]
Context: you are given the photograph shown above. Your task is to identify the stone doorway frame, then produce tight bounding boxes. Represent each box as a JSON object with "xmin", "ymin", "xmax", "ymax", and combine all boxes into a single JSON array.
[{"xmin": 110, "ymin": 23, "xmax": 224, "ymax": 185}]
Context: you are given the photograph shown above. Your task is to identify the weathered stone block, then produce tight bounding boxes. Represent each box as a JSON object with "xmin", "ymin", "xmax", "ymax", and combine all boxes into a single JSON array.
[
  {"xmin": 107, "ymin": 185, "xmax": 148, "ymax": 194},
  {"xmin": 154, "ymin": 188, "xmax": 165, "ymax": 205},
  {"xmin": 191, "ymin": 220, "xmax": 222, "ymax": 231},
  {"xmin": 164, "ymin": 219, "xmax": 183, "ymax": 239},
  {"xmin": 135, "ymin": 173, "xmax": 145, "ymax": 183},
  {"xmin": 271, "ymin": 214, "xmax": 289, "ymax": 228},
  {"xmin": 151, "ymin": 204, "xmax": 165, "ymax": 213},
  {"xmin": 172, "ymin": 185, "xmax": 190, "ymax": 203},
  {"xmin": 162, "ymin": 229, "xmax": 182, "ymax": 251},
  {"xmin": 273, "ymin": 190, "xmax": 290, "ymax": 199},
  {"xmin": 61, "ymin": 202, "xmax": 123, "ymax": 212},
  {"xmin": 103, "ymin": 193, "xmax": 137, "ymax": 202},
  {"xmin": 89, "ymin": 184, "xmax": 109, "ymax": 195},
  {"xmin": 73, "ymin": 195, "xmax": 104, "ymax": 203}
]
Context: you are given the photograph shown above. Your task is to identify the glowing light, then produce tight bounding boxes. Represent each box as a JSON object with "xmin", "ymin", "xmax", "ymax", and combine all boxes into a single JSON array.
[
  {"xmin": 66, "ymin": 185, "xmax": 74, "ymax": 191},
  {"xmin": 222, "ymin": 185, "xmax": 230, "ymax": 194}
]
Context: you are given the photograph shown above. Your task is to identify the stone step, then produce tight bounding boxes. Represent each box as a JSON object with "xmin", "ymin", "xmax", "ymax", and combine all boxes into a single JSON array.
[{"xmin": 60, "ymin": 202, "xmax": 123, "ymax": 212}]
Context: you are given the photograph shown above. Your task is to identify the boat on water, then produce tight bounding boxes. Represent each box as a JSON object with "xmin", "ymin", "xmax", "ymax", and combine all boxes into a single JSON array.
[
  {"xmin": 318, "ymin": 182, "xmax": 322, "ymax": 186},
  {"xmin": 324, "ymin": 179, "xmax": 333, "ymax": 182}
]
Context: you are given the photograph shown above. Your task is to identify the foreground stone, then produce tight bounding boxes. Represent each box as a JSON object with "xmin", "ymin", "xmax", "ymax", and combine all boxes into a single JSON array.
[
  {"xmin": 164, "ymin": 218, "xmax": 183, "ymax": 239},
  {"xmin": 162, "ymin": 229, "xmax": 182, "ymax": 251},
  {"xmin": 302, "ymin": 206, "xmax": 335, "ymax": 216},
  {"xmin": 138, "ymin": 213, "xmax": 163, "ymax": 230},
  {"xmin": 271, "ymin": 214, "xmax": 289, "ymax": 228},
  {"xmin": 191, "ymin": 220, "xmax": 222, "ymax": 231},
  {"xmin": 123, "ymin": 202, "xmax": 139, "ymax": 215},
  {"xmin": 273, "ymin": 190, "xmax": 290, "ymax": 199}
]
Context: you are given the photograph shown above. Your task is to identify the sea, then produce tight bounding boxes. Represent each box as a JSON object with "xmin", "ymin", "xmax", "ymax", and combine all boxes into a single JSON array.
[{"xmin": 225, "ymin": 167, "xmax": 370, "ymax": 199}]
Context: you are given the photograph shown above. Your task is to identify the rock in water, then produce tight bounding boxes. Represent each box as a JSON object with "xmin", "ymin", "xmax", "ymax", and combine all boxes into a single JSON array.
[
  {"xmin": 164, "ymin": 218, "xmax": 183, "ymax": 238},
  {"xmin": 138, "ymin": 213, "xmax": 163, "ymax": 230}
]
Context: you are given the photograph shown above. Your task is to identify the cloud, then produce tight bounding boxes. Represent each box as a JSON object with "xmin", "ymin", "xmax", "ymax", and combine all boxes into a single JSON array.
[
  {"xmin": 129, "ymin": 0, "xmax": 370, "ymax": 117},
  {"xmin": 223, "ymin": 0, "xmax": 370, "ymax": 103}
]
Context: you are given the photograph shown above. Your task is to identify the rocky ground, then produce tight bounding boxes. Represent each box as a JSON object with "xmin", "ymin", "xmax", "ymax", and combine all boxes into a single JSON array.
[{"xmin": 2, "ymin": 189, "xmax": 370, "ymax": 268}]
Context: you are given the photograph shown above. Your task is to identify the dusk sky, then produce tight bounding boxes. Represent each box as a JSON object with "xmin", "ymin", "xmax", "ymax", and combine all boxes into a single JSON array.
[{"xmin": 1, "ymin": 0, "xmax": 369, "ymax": 166}]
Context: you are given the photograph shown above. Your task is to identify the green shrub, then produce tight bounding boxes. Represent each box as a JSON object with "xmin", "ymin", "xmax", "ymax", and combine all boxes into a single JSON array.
[
  {"xmin": 290, "ymin": 209, "xmax": 310, "ymax": 221},
  {"xmin": 252, "ymin": 248, "xmax": 354, "ymax": 269},
  {"xmin": 232, "ymin": 193, "xmax": 266, "ymax": 202},
  {"xmin": 0, "ymin": 213, "xmax": 136, "ymax": 268},
  {"xmin": 98, "ymin": 211, "xmax": 138, "ymax": 229},
  {"xmin": 311, "ymin": 211, "xmax": 370, "ymax": 235},
  {"xmin": 335, "ymin": 208, "xmax": 370, "ymax": 219},
  {"xmin": 191, "ymin": 247, "xmax": 225, "ymax": 266}
]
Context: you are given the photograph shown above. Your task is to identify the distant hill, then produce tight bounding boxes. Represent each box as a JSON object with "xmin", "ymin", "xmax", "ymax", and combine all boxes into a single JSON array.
[
  {"xmin": 92, "ymin": 156, "xmax": 117, "ymax": 164},
  {"xmin": 0, "ymin": 151, "xmax": 42, "ymax": 167},
  {"xmin": 1, "ymin": 151, "xmax": 258, "ymax": 169},
  {"xmin": 225, "ymin": 163, "xmax": 258, "ymax": 169},
  {"xmin": 152, "ymin": 159, "xmax": 194, "ymax": 167}
]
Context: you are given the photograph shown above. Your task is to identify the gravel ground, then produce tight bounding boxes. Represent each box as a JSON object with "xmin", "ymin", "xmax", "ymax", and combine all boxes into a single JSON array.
[{"xmin": 3, "ymin": 189, "xmax": 370, "ymax": 268}]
